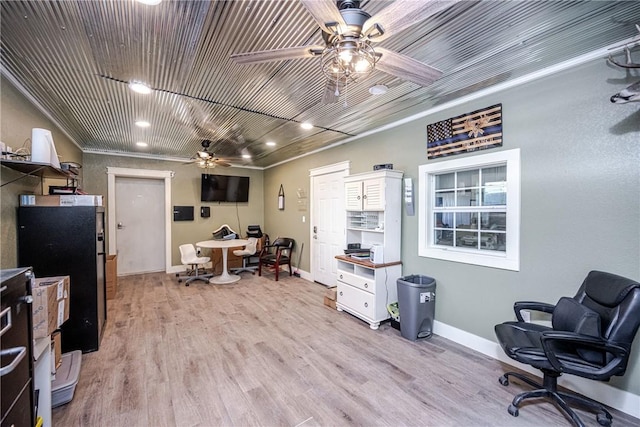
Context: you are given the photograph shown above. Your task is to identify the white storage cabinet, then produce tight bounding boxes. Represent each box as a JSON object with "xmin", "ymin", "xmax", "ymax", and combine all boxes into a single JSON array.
[{"xmin": 337, "ymin": 169, "xmax": 403, "ymax": 329}]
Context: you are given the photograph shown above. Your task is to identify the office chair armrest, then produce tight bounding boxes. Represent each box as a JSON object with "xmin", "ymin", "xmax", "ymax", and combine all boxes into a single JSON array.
[
  {"xmin": 540, "ymin": 331, "xmax": 629, "ymax": 380},
  {"xmin": 513, "ymin": 301, "xmax": 555, "ymax": 321},
  {"xmin": 258, "ymin": 244, "xmax": 276, "ymax": 256}
]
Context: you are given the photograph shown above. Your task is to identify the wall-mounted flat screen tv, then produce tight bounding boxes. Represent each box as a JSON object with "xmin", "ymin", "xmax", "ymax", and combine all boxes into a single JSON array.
[{"xmin": 201, "ymin": 174, "xmax": 250, "ymax": 202}]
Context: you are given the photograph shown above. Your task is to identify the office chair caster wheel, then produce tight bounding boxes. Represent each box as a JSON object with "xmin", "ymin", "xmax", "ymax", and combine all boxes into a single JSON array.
[
  {"xmin": 597, "ymin": 413, "xmax": 612, "ymax": 426},
  {"xmin": 508, "ymin": 404, "xmax": 519, "ymax": 417},
  {"xmin": 499, "ymin": 375, "xmax": 509, "ymax": 386}
]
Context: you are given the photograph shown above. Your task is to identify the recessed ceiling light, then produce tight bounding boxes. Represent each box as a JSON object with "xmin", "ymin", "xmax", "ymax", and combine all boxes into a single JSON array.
[
  {"xmin": 369, "ymin": 84, "xmax": 388, "ymax": 95},
  {"xmin": 300, "ymin": 122, "xmax": 313, "ymax": 130},
  {"xmin": 136, "ymin": 0, "xmax": 162, "ymax": 5},
  {"xmin": 135, "ymin": 120, "xmax": 150, "ymax": 128},
  {"xmin": 242, "ymin": 154, "xmax": 251, "ymax": 159},
  {"xmin": 129, "ymin": 81, "xmax": 152, "ymax": 94},
  {"xmin": 266, "ymin": 141, "xmax": 276, "ymax": 147},
  {"xmin": 136, "ymin": 141, "xmax": 148, "ymax": 147}
]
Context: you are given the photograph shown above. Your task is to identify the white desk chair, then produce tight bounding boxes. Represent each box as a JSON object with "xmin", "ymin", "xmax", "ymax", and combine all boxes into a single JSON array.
[
  {"xmin": 177, "ymin": 244, "xmax": 213, "ymax": 286},
  {"xmin": 231, "ymin": 237, "xmax": 259, "ymax": 274}
]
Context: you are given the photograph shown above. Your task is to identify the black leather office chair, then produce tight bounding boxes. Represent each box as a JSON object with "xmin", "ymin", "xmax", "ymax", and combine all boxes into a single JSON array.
[
  {"xmin": 258, "ymin": 237, "xmax": 294, "ymax": 281},
  {"xmin": 494, "ymin": 271, "xmax": 640, "ymax": 427}
]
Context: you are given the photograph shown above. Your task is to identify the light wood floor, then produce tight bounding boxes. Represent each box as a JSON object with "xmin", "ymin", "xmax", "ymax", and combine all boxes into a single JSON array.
[{"xmin": 52, "ymin": 271, "xmax": 638, "ymax": 427}]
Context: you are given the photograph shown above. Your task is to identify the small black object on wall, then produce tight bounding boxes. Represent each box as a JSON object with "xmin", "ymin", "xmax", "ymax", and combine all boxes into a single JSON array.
[
  {"xmin": 373, "ymin": 163, "xmax": 393, "ymax": 170},
  {"xmin": 200, "ymin": 206, "xmax": 210, "ymax": 218},
  {"xmin": 173, "ymin": 206, "xmax": 194, "ymax": 221}
]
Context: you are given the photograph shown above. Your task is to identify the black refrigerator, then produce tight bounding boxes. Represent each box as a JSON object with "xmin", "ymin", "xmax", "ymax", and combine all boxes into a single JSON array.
[{"xmin": 18, "ymin": 206, "xmax": 107, "ymax": 353}]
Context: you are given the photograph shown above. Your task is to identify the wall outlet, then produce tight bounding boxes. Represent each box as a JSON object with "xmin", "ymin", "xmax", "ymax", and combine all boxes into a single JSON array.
[{"xmin": 521, "ymin": 310, "xmax": 531, "ymax": 322}]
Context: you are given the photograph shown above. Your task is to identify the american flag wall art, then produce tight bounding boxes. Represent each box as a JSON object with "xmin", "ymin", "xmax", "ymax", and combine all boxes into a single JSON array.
[{"xmin": 426, "ymin": 104, "xmax": 503, "ymax": 159}]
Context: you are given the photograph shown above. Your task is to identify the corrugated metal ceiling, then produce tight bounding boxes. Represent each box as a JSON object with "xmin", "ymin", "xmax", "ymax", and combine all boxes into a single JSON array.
[{"xmin": 2, "ymin": 0, "xmax": 639, "ymax": 168}]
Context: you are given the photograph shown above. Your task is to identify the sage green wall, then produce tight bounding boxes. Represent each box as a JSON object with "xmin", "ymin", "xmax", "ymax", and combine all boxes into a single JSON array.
[
  {"xmin": 1, "ymin": 78, "xmax": 82, "ymax": 268},
  {"xmin": 264, "ymin": 58, "xmax": 640, "ymax": 395},
  {"xmin": 82, "ymin": 153, "xmax": 264, "ymax": 265}
]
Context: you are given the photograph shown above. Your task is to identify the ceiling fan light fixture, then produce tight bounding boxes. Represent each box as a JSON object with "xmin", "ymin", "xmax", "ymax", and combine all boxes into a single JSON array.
[
  {"xmin": 322, "ymin": 38, "xmax": 376, "ymax": 82},
  {"xmin": 198, "ymin": 159, "xmax": 216, "ymax": 169}
]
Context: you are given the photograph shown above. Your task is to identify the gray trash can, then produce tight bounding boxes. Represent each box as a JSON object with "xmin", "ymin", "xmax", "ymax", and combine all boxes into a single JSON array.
[{"xmin": 397, "ymin": 275, "xmax": 436, "ymax": 341}]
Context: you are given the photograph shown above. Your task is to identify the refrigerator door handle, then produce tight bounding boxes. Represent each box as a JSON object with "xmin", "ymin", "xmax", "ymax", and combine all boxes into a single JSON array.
[
  {"xmin": 0, "ymin": 346, "xmax": 27, "ymax": 377},
  {"xmin": 0, "ymin": 307, "xmax": 11, "ymax": 337}
]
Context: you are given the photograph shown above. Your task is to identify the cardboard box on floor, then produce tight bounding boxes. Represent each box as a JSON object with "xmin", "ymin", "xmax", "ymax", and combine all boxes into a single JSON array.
[
  {"xmin": 32, "ymin": 276, "xmax": 70, "ymax": 339},
  {"xmin": 324, "ymin": 286, "xmax": 337, "ymax": 309},
  {"xmin": 106, "ymin": 254, "xmax": 117, "ymax": 300}
]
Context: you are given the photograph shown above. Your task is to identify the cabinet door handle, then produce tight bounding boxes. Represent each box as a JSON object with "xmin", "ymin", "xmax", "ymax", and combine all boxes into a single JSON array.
[
  {"xmin": 364, "ymin": 283, "xmax": 368, "ymax": 288},
  {"xmin": 339, "ymin": 274, "xmax": 343, "ymax": 280},
  {"xmin": 339, "ymin": 291, "xmax": 343, "ymax": 296},
  {"xmin": 0, "ymin": 346, "xmax": 26, "ymax": 377},
  {"xmin": 364, "ymin": 302, "xmax": 368, "ymax": 308}
]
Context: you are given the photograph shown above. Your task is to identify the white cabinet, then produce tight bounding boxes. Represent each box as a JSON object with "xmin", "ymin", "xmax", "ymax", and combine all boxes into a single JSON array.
[
  {"xmin": 336, "ymin": 258, "xmax": 402, "ymax": 329},
  {"xmin": 338, "ymin": 169, "xmax": 403, "ymax": 329},
  {"xmin": 345, "ymin": 176, "xmax": 386, "ymax": 211}
]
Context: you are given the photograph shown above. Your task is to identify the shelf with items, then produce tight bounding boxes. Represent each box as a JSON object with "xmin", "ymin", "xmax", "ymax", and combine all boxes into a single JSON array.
[
  {"xmin": 0, "ymin": 159, "xmax": 68, "ymax": 179},
  {"xmin": 346, "ymin": 211, "xmax": 381, "ymax": 230},
  {"xmin": 1, "ymin": 159, "xmax": 85, "ymax": 193}
]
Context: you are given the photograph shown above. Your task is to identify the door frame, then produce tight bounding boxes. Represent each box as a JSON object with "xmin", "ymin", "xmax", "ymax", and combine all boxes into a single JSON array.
[
  {"xmin": 309, "ymin": 161, "xmax": 350, "ymax": 283},
  {"xmin": 106, "ymin": 167, "xmax": 174, "ymax": 273}
]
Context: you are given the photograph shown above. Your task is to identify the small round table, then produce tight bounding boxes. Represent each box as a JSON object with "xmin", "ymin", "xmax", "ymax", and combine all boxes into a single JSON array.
[{"xmin": 196, "ymin": 239, "xmax": 248, "ymax": 284}]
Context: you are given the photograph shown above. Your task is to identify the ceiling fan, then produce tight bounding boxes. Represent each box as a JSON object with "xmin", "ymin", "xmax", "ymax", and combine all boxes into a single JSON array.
[
  {"xmin": 188, "ymin": 140, "xmax": 234, "ymax": 168},
  {"xmin": 230, "ymin": 0, "xmax": 453, "ymax": 100}
]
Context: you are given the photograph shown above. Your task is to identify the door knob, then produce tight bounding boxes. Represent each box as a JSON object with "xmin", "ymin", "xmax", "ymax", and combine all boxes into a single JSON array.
[{"xmin": 117, "ymin": 222, "xmax": 124, "ymax": 229}]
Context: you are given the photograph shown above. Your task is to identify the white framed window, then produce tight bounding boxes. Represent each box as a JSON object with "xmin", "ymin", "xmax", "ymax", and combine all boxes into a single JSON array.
[{"xmin": 418, "ymin": 149, "xmax": 520, "ymax": 271}]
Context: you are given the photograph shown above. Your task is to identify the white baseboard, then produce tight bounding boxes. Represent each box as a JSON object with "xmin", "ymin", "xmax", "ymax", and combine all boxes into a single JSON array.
[{"xmin": 433, "ymin": 320, "xmax": 640, "ymax": 419}]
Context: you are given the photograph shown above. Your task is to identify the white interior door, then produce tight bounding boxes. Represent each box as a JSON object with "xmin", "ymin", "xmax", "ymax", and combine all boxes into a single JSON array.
[
  {"xmin": 311, "ymin": 164, "xmax": 347, "ymax": 286},
  {"xmin": 115, "ymin": 176, "xmax": 165, "ymax": 275}
]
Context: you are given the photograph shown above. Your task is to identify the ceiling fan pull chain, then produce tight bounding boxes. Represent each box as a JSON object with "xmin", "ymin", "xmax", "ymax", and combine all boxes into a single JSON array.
[{"xmin": 344, "ymin": 79, "xmax": 349, "ymax": 108}]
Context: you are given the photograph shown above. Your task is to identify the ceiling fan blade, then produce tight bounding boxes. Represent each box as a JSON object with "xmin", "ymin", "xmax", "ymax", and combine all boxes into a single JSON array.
[
  {"xmin": 215, "ymin": 160, "xmax": 232, "ymax": 167},
  {"xmin": 364, "ymin": 0, "xmax": 457, "ymax": 42},
  {"xmin": 300, "ymin": 0, "xmax": 346, "ymax": 34},
  {"xmin": 230, "ymin": 45, "xmax": 324, "ymax": 65},
  {"xmin": 375, "ymin": 47, "xmax": 443, "ymax": 87}
]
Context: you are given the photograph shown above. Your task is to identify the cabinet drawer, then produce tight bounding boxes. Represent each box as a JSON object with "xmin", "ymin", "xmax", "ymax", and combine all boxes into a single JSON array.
[
  {"xmin": 337, "ymin": 283, "xmax": 375, "ymax": 319},
  {"xmin": 337, "ymin": 270, "xmax": 374, "ymax": 293}
]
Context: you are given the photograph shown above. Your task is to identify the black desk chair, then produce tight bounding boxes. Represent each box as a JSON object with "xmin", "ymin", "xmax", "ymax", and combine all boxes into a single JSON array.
[
  {"xmin": 494, "ymin": 271, "xmax": 640, "ymax": 427},
  {"xmin": 258, "ymin": 237, "xmax": 294, "ymax": 281}
]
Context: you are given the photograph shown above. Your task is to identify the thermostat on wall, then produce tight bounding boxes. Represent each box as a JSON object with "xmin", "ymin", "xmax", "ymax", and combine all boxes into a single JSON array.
[{"xmin": 200, "ymin": 206, "xmax": 210, "ymax": 218}]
